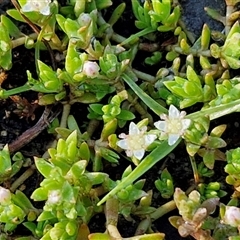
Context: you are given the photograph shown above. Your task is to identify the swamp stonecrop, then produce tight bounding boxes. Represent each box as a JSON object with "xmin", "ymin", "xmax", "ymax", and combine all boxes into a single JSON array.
[
  {"xmin": 117, "ymin": 122, "xmax": 157, "ymax": 160},
  {"xmin": 154, "ymin": 104, "xmax": 191, "ymax": 145},
  {"xmin": 2, "ymin": 0, "xmax": 240, "ymax": 239}
]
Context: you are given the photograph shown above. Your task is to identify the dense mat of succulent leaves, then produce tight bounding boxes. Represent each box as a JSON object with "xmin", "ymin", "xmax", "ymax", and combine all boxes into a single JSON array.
[{"xmin": 1, "ymin": 0, "xmax": 240, "ymax": 239}]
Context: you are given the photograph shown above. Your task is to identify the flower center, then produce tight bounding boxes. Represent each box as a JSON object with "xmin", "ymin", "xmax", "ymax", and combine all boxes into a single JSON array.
[
  {"xmin": 167, "ymin": 119, "xmax": 183, "ymax": 134},
  {"xmin": 128, "ymin": 134, "xmax": 145, "ymax": 150}
]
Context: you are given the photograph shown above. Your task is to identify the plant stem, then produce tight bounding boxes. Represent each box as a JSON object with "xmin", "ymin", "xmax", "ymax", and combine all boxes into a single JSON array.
[
  {"xmin": 105, "ymin": 198, "xmax": 122, "ymax": 239},
  {"xmin": 11, "ymin": 33, "xmax": 38, "ymax": 48},
  {"xmin": 59, "ymin": 103, "xmax": 71, "ymax": 129},
  {"xmin": 178, "ymin": 19, "xmax": 196, "ymax": 44},
  {"xmin": 135, "ymin": 216, "xmax": 151, "ymax": 235},
  {"xmin": 42, "ymin": 103, "xmax": 71, "ymax": 158},
  {"xmin": 150, "ymin": 200, "xmax": 176, "ymax": 221},
  {"xmin": 111, "ymin": 32, "xmax": 127, "ymax": 44},
  {"xmin": 92, "ymin": 151, "xmax": 103, "ymax": 172},
  {"xmin": 139, "ymin": 42, "xmax": 159, "ymax": 52},
  {"xmin": 132, "ymin": 69, "xmax": 156, "ymax": 82},
  {"xmin": 105, "ymin": 198, "xmax": 119, "ymax": 226},
  {"xmin": 10, "ymin": 164, "xmax": 36, "ymax": 192},
  {"xmin": 87, "ymin": 119, "xmax": 100, "ymax": 138},
  {"xmin": 189, "ymin": 155, "xmax": 200, "ymax": 184},
  {"xmin": 166, "ymin": 45, "xmax": 211, "ymax": 57},
  {"xmin": 0, "ymin": 84, "xmax": 31, "ymax": 98},
  {"xmin": 225, "ymin": 0, "xmax": 235, "ymax": 34}
]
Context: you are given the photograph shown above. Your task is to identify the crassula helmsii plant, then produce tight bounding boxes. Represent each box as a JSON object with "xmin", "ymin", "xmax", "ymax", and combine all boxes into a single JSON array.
[{"xmin": 1, "ymin": 0, "xmax": 240, "ymax": 239}]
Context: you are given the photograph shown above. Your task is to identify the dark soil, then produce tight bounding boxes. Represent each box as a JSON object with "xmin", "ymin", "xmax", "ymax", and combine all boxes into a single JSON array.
[
  {"xmin": 0, "ymin": 0, "xmax": 234, "ymax": 240},
  {"xmin": 180, "ymin": 0, "xmax": 225, "ymax": 38}
]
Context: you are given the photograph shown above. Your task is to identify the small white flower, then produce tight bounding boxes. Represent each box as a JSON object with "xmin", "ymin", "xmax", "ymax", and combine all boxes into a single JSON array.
[
  {"xmin": 154, "ymin": 105, "xmax": 191, "ymax": 146},
  {"xmin": 222, "ymin": 206, "xmax": 240, "ymax": 227},
  {"xmin": 22, "ymin": 0, "xmax": 51, "ymax": 16},
  {"xmin": 77, "ymin": 13, "xmax": 92, "ymax": 26},
  {"xmin": 117, "ymin": 122, "xmax": 157, "ymax": 160},
  {"xmin": 0, "ymin": 186, "xmax": 11, "ymax": 204},
  {"xmin": 82, "ymin": 61, "xmax": 100, "ymax": 78},
  {"xmin": 47, "ymin": 190, "xmax": 61, "ymax": 204}
]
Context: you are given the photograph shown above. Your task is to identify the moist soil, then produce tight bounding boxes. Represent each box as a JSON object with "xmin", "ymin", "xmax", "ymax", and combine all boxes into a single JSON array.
[{"xmin": 0, "ymin": 0, "xmax": 235, "ymax": 240}]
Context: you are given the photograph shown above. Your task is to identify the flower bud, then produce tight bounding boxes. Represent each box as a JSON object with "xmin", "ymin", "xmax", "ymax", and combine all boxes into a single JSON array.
[
  {"xmin": 82, "ymin": 61, "xmax": 100, "ymax": 78},
  {"xmin": 47, "ymin": 190, "xmax": 61, "ymax": 204},
  {"xmin": 222, "ymin": 206, "xmax": 240, "ymax": 227},
  {"xmin": 0, "ymin": 186, "xmax": 11, "ymax": 204},
  {"xmin": 77, "ymin": 13, "xmax": 92, "ymax": 26}
]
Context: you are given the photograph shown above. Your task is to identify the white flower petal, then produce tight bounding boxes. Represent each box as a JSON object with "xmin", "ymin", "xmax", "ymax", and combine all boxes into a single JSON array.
[
  {"xmin": 133, "ymin": 149, "xmax": 145, "ymax": 160},
  {"xmin": 117, "ymin": 139, "xmax": 128, "ymax": 150},
  {"xmin": 180, "ymin": 111, "xmax": 187, "ymax": 118},
  {"xmin": 118, "ymin": 133, "xmax": 126, "ymax": 139},
  {"xmin": 129, "ymin": 122, "xmax": 140, "ymax": 135},
  {"xmin": 159, "ymin": 113, "xmax": 167, "ymax": 120},
  {"xmin": 168, "ymin": 133, "xmax": 180, "ymax": 145},
  {"xmin": 140, "ymin": 126, "xmax": 147, "ymax": 133},
  {"xmin": 22, "ymin": 3, "xmax": 33, "ymax": 12},
  {"xmin": 126, "ymin": 150, "xmax": 133, "ymax": 157},
  {"xmin": 22, "ymin": 0, "xmax": 51, "ymax": 15},
  {"xmin": 40, "ymin": 6, "xmax": 51, "ymax": 15},
  {"xmin": 182, "ymin": 119, "xmax": 191, "ymax": 130},
  {"xmin": 169, "ymin": 105, "xmax": 180, "ymax": 119},
  {"xmin": 154, "ymin": 121, "xmax": 167, "ymax": 131},
  {"xmin": 144, "ymin": 134, "xmax": 157, "ymax": 145}
]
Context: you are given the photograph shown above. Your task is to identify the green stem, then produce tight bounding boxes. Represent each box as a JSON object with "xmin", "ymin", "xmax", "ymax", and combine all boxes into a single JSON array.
[
  {"xmin": 11, "ymin": 33, "xmax": 38, "ymax": 48},
  {"xmin": 225, "ymin": 4, "xmax": 234, "ymax": 34},
  {"xmin": 87, "ymin": 119, "xmax": 100, "ymax": 138},
  {"xmin": 150, "ymin": 200, "xmax": 176, "ymax": 221},
  {"xmin": 105, "ymin": 198, "xmax": 119, "ymax": 226},
  {"xmin": 166, "ymin": 45, "xmax": 211, "ymax": 57},
  {"xmin": 178, "ymin": 19, "xmax": 196, "ymax": 44},
  {"xmin": 92, "ymin": 151, "xmax": 103, "ymax": 172},
  {"xmin": 135, "ymin": 217, "xmax": 151, "ymax": 235},
  {"xmin": 111, "ymin": 32, "xmax": 127, "ymax": 44},
  {"xmin": 42, "ymin": 103, "xmax": 71, "ymax": 159},
  {"xmin": 59, "ymin": 103, "xmax": 71, "ymax": 129},
  {"xmin": 10, "ymin": 164, "xmax": 36, "ymax": 192},
  {"xmin": 97, "ymin": 140, "xmax": 180, "ymax": 206},
  {"xmin": 0, "ymin": 84, "xmax": 31, "ymax": 98},
  {"xmin": 189, "ymin": 155, "xmax": 199, "ymax": 184},
  {"xmin": 132, "ymin": 69, "xmax": 156, "ymax": 82}
]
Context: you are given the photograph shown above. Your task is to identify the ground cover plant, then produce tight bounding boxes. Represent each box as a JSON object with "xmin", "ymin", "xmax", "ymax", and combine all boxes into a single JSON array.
[{"xmin": 1, "ymin": 0, "xmax": 240, "ymax": 239}]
